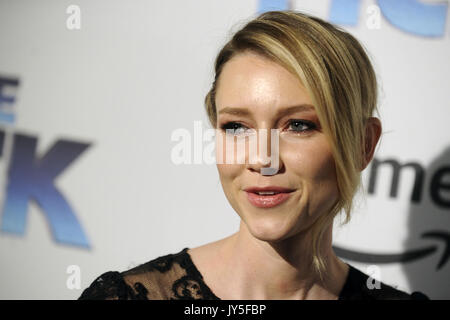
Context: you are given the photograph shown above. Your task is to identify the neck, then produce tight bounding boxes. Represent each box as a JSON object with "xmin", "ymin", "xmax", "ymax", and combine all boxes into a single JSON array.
[{"xmin": 216, "ymin": 221, "xmax": 348, "ymax": 300}]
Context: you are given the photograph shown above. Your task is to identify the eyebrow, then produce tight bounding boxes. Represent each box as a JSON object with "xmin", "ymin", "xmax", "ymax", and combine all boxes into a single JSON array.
[{"xmin": 218, "ymin": 104, "xmax": 315, "ymax": 118}]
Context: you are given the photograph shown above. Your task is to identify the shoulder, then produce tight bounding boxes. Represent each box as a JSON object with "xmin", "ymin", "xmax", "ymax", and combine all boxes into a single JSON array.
[
  {"xmin": 78, "ymin": 248, "xmax": 196, "ymax": 300},
  {"xmin": 339, "ymin": 264, "xmax": 430, "ymax": 300},
  {"xmin": 77, "ymin": 271, "xmax": 141, "ymax": 300}
]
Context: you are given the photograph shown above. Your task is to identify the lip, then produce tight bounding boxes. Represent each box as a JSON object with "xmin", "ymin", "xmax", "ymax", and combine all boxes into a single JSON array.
[
  {"xmin": 244, "ymin": 186, "xmax": 295, "ymax": 193},
  {"xmin": 244, "ymin": 186, "xmax": 295, "ymax": 208}
]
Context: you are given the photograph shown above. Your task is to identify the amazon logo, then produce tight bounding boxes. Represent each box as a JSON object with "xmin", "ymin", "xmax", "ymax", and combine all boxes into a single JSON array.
[
  {"xmin": 333, "ymin": 158, "xmax": 450, "ymax": 269},
  {"xmin": 333, "ymin": 231, "xmax": 450, "ymax": 270}
]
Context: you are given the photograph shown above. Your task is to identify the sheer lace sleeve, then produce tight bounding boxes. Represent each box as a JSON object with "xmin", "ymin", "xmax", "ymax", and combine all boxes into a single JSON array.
[
  {"xmin": 78, "ymin": 271, "xmax": 148, "ymax": 300},
  {"xmin": 79, "ymin": 252, "xmax": 431, "ymax": 300},
  {"xmin": 77, "ymin": 248, "xmax": 219, "ymax": 300}
]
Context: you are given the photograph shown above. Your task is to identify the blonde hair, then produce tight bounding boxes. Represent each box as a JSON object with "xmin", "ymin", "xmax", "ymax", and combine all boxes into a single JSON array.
[{"xmin": 205, "ymin": 10, "xmax": 379, "ymax": 281}]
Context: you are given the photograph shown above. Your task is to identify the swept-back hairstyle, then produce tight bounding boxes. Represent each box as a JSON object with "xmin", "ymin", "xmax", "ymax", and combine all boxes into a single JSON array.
[{"xmin": 205, "ymin": 10, "xmax": 379, "ymax": 280}]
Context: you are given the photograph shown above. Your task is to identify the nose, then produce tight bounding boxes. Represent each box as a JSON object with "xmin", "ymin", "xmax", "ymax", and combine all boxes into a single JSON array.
[{"xmin": 246, "ymin": 128, "xmax": 282, "ymax": 175}]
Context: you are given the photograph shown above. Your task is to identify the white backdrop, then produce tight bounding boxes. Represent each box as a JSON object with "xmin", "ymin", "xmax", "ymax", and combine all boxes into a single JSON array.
[{"xmin": 0, "ymin": 0, "xmax": 449, "ymax": 299}]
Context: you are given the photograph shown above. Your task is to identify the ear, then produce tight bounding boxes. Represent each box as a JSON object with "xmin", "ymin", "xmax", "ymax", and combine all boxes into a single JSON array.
[{"xmin": 361, "ymin": 117, "xmax": 382, "ymax": 171}]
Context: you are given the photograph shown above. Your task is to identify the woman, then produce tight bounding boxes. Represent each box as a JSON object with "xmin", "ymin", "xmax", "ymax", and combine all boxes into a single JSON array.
[{"xmin": 79, "ymin": 10, "xmax": 429, "ymax": 300}]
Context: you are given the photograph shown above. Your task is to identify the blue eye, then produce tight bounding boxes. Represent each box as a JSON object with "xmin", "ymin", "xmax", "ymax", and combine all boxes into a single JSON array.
[
  {"xmin": 221, "ymin": 122, "xmax": 249, "ymax": 135},
  {"xmin": 220, "ymin": 120, "xmax": 316, "ymax": 135},
  {"xmin": 288, "ymin": 120, "xmax": 316, "ymax": 133}
]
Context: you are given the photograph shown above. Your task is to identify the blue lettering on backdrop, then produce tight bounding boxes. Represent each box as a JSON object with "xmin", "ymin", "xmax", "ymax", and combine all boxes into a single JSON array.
[
  {"xmin": 0, "ymin": 75, "xmax": 91, "ymax": 248},
  {"xmin": 329, "ymin": 0, "xmax": 361, "ymax": 25},
  {"xmin": 258, "ymin": 0, "xmax": 289, "ymax": 13},
  {"xmin": 0, "ymin": 77, "xmax": 18, "ymax": 124},
  {"xmin": 259, "ymin": 0, "xmax": 448, "ymax": 37},
  {"xmin": 0, "ymin": 134, "xmax": 91, "ymax": 248},
  {"xmin": 375, "ymin": 0, "xmax": 447, "ymax": 37}
]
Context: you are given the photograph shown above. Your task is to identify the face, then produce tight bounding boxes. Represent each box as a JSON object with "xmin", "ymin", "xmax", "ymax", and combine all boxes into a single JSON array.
[{"xmin": 215, "ymin": 51, "xmax": 339, "ymax": 242}]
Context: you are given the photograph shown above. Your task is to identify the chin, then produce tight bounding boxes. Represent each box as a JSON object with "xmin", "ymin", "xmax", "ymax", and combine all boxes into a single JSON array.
[{"xmin": 243, "ymin": 213, "xmax": 296, "ymax": 243}]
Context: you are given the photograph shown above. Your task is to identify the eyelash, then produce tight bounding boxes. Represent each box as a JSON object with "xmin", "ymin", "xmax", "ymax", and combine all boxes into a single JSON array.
[{"xmin": 220, "ymin": 120, "xmax": 317, "ymax": 135}]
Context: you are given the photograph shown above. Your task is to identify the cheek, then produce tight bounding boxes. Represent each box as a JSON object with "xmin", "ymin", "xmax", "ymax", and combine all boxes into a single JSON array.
[
  {"xmin": 216, "ymin": 161, "xmax": 244, "ymax": 197},
  {"xmin": 282, "ymin": 139, "xmax": 338, "ymax": 194},
  {"xmin": 216, "ymin": 163, "xmax": 243, "ymax": 213},
  {"xmin": 284, "ymin": 140, "xmax": 339, "ymax": 217},
  {"xmin": 215, "ymin": 132, "xmax": 245, "ymax": 181},
  {"xmin": 216, "ymin": 163, "xmax": 239, "ymax": 181},
  {"xmin": 215, "ymin": 131, "xmax": 247, "ymax": 212}
]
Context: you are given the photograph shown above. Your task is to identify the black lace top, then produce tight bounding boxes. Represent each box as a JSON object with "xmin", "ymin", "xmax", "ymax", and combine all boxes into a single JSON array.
[{"xmin": 78, "ymin": 247, "xmax": 429, "ymax": 300}]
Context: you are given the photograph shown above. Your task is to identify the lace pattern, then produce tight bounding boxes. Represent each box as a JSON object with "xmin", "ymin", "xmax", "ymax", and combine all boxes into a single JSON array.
[{"xmin": 78, "ymin": 247, "xmax": 429, "ymax": 300}]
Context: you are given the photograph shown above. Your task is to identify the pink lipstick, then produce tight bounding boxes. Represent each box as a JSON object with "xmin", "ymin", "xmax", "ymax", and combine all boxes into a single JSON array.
[{"xmin": 244, "ymin": 186, "xmax": 294, "ymax": 208}]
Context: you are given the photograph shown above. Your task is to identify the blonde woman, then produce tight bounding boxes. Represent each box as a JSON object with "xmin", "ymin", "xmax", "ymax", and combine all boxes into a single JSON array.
[{"xmin": 79, "ymin": 10, "xmax": 429, "ymax": 300}]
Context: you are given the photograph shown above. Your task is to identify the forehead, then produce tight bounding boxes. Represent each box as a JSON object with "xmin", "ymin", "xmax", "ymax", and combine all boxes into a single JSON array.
[{"xmin": 215, "ymin": 52, "xmax": 313, "ymax": 112}]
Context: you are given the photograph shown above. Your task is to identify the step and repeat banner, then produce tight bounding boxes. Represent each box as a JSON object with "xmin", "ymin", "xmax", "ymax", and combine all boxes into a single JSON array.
[{"xmin": 0, "ymin": 0, "xmax": 449, "ymax": 299}]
